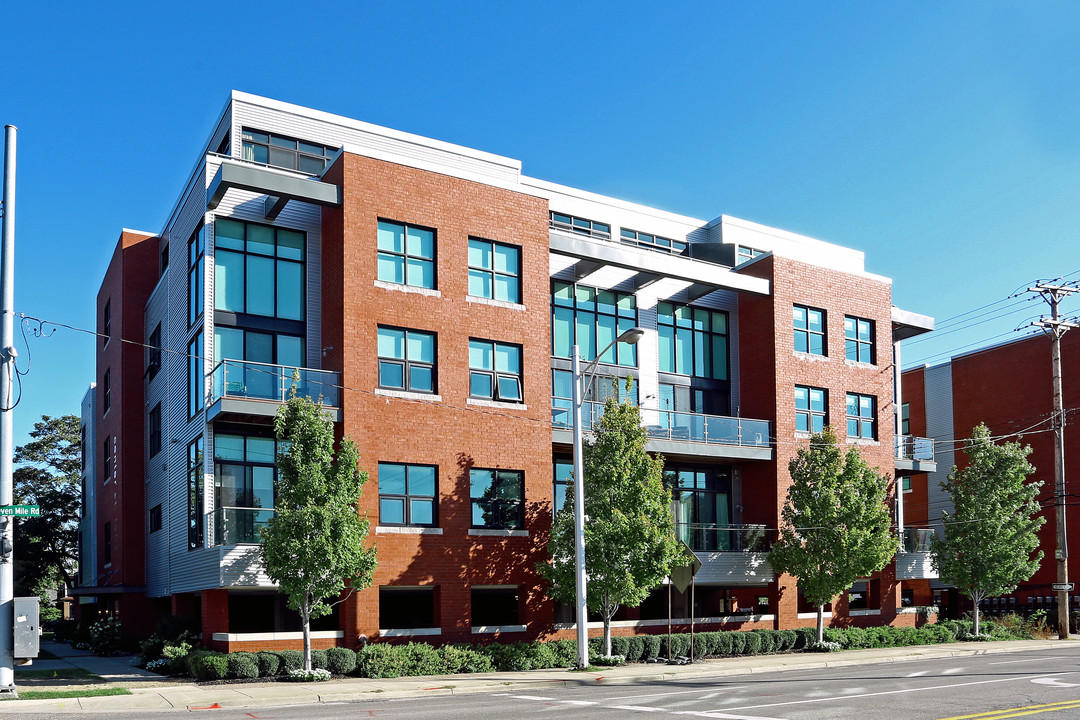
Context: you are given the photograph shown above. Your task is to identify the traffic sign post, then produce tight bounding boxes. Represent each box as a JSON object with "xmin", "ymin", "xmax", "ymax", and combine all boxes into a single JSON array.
[{"xmin": 0, "ymin": 506, "xmax": 38, "ymax": 518}]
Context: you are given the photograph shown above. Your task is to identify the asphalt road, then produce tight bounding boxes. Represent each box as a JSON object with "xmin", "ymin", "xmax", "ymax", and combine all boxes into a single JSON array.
[{"xmin": 15, "ymin": 646, "xmax": 1080, "ymax": 719}]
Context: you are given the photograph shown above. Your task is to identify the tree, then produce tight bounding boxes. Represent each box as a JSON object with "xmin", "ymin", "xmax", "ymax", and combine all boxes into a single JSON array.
[
  {"xmin": 769, "ymin": 428, "xmax": 895, "ymax": 643},
  {"xmin": 539, "ymin": 380, "xmax": 681, "ymax": 658},
  {"xmin": 260, "ymin": 393, "xmax": 377, "ymax": 673},
  {"xmin": 13, "ymin": 415, "xmax": 81, "ymax": 600},
  {"xmin": 930, "ymin": 423, "xmax": 1043, "ymax": 636}
]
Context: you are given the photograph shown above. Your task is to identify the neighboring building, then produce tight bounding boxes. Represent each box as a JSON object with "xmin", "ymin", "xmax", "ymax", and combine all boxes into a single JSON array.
[
  {"xmin": 76, "ymin": 91, "xmax": 935, "ymax": 650},
  {"xmin": 77, "ymin": 385, "xmax": 96, "ymax": 599},
  {"xmin": 903, "ymin": 331, "xmax": 1080, "ymax": 618}
]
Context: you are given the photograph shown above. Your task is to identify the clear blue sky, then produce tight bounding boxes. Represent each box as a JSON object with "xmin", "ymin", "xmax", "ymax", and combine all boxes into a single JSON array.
[{"xmin": 2, "ymin": 1, "xmax": 1079, "ymax": 446}]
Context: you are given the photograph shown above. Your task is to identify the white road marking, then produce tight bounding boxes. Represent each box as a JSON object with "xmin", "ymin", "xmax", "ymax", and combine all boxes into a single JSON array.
[
  {"xmin": 941, "ymin": 667, "xmax": 963, "ymax": 674},
  {"xmin": 672, "ymin": 712, "xmax": 786, "ymax": 720},
  {"xmin": 1031, "ymin": 678, "xmax": 1080, "ymax": 687},
  {"xmin": 990, "ymin": 657, "xmax": 1062, "ymax": 665},
  {"xmin": 558, "ymin": 700, "xmax": 597, "ymax": 706},
  {"xmin": 510, "ymin": 695, "xmax": 554, "ymax": 700},
  {"xmin": 905, "ymin": 670, "xmax": 928, "ymax": 677},
  {"xmin": 605, "ymin": 688, "xmax": 746, "ymax": 702},
  {"xmin": 607, "ymin": 704, "xmax": 665, "ymax": 712}
]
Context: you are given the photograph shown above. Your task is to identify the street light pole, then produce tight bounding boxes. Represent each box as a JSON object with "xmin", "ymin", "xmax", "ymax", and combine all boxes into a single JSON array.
[{"xmin": 571, "ymin": 326, "xmax": 644, "ymax": 670}]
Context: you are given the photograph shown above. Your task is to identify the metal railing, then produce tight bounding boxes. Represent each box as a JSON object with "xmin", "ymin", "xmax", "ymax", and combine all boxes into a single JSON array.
[
  {"xmin": 209, "ymin": 506, "xmax": 274, "ymax": 545},
  {"xmin": 551, "ymin": 401, "xmax": 770, "ymax": 448},
  {"xmin": 675, "ymin": 523, "xmax": 775, "ymax": 553},
  {"xmin": 210, "ymin": 360, "xmax": 341, "ymax": 406},
  {"xmin": 901, "ymin": 527, "xmax": 935, "ymax": 553},
  {"xmin": 896, "ymin": 435, "xmax": 934, "ymax": 462}
]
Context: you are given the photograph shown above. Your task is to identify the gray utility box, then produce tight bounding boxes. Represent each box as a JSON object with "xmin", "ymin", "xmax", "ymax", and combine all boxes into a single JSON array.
[{"xmin": 13, "ymin": 597, "xmax": 39, "ymax": 658}]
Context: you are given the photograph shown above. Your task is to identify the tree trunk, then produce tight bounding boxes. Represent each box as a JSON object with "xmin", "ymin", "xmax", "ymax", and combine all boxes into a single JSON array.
[
  {"xmin": 973, "ymin": 603, "xmax": 981, "ymax": 636},
  {"xmin": 603, "ymin": 614, "xmax": 612, "ymax": 657},
  {"xmin": 301, "ymin": 597, "xmax": 312, "ymax": 673},
  {"xmin": 816, "ymin": 604, "xmax": 825, "ymax": 644}
]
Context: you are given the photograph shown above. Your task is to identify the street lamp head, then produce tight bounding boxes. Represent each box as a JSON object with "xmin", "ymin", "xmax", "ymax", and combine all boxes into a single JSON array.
[{"xmin": 617, "ymin": 327, "xmax": 646, "ymax": 345}]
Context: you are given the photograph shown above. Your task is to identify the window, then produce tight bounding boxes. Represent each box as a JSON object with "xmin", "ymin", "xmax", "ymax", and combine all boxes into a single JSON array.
[
  {"xmin": 553, "ymin": 457, "xmax": 572, "ymax": 513},
  {"xmin": 845, "ymin": 316, "xmax": 875, "ymax": 364},
  {"xmin": 620, "ymin": 228, "xmax": 688, "ymax": 255},
  {"xmin": 187, "ymin": 437, "xmax": 203, "ymax": 550},
  {"xmin": 657, "ymin": 302, "xmax": 728, "ymax": 379},
  {"xmin": 379, "ymin": 587, "xmax": 435, "ymax": 629},
  {"xmin": 551, "ymin": 282, "xmax": 637, "ymax": 365},
  {"xmin": 468, "ymin": 238, "xmax": 520, "ymax": 302},
  {"xmin": 378, "ymin": 463, "xmax": 437, "ymax": 527},
  {"xmin": 377, "ymin": 220, "xmax": 435, "ymax": 289},
  {"xmin": 667, "ymin": 466, "xmax": 731, "ymax": 552},
  {"xmin": 901, "ymin": 476, "xmax": 912, "ymax": 492},
  {"xmin": 241, "ymin": 129, "xmax": 336, "ymax": 174},
  {"xmin": 552, "ymin": 369, "xmax": 637, "ymax": 430},
  {"xmin": 847, "ymin": 580, "xmax": 878, "ymax": 610},
  {"xmin": 188, "ymin": 331, "xmax": 203, "ymax": 418},
  {"xmin": 214, "ymin": 434, "xmax": 279, "ymax": 510},
  {"xmin": 214, "ymin": 326, "xmax": 305, "ymax": 401},
  {"xmin": 846, "ymin": 393, "xmax": 877, "ymax": 439},
  {"xmin": 795, "ymin": 386, "xmax": 828, "ymax": 433},
  {"xmin": 901, "ymin": 402, "xmax": 910, "ymax": 435},
  {"xmin": 102, "ymin": 300, "xmax": 111, "ymax": 347},
  {"xmin": 549, "ymin": 211, "xmax": 610, "ymax": 240},
  {"xmin": 377, "ymin": 327, "xmax": 435, "ymax": 393},
  {"xmin": 149, "ymin": 504, "xmax": 162, "ymax": 533},
  {"xmin": 470, "ymin": 468, "xmax": 524, "ymax": 529},
  {"xmin": 147, "ymin": 323, "xmax": 162, "ymax": 381},
  {"xmin": 793, "ymin": 305, "xmax": 825, "ymax": 355},
  {"xmin": 103, "ymin": 437, "xmax": 112, "ymax": 482},
  {"xmin": 160, "ymin": 243, "xmax": 169, "ymax": 275},
  {"xmin": 148, "ymin": 403, "xmax": 162, "ymax": 458},
  {"xmin": 103, "ymin": 521, "xmax": 111, "ymax": 565},
  {"xmin": 102, "ymin": 369, "xmax": 111, "ymax": 413},
  {"xmin": 214, "ymin": 218, "xmax": 305, "ymax": 321},
  {"xmin": 472, "ymin": 586, "xmax": 520, "ymax": 628},
  {"xmin": 469, "ymin": 339, "xmax": 522, "ymax": 402},
  {"xmin": 736, "ymin": 246, "xmax": 764, "ymax": 265},
  {"xmin": 188, "ymin": 224, "xmax": 204, "ymax": 327}
]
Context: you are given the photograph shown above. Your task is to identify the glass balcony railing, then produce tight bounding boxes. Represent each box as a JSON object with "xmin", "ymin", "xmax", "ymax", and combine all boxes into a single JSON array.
[
  {"xmin": 896, "ymin": 435, "xmax": 934, "ymax": 462},
  {"xmin": 209, "ymin": 506, "xmax": 274, "ymax": 546},
  {"xmin": 551, "ymin": 400, "xmax": 770, "ymax": 448},
  {"xmin": 675, "ymin": 523, "xmax": 774, "ymax": 553},
  {"xmin": 210, "ymin": 360, "xmax": 341, "ymax": 407},
  {"xmin": 902, "ymin": 527, "xmax": 935, "ymax": 553}
]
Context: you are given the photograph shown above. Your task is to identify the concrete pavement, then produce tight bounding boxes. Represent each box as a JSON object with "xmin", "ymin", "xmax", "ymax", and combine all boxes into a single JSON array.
[{"xmin": 0, "ymin": 638, "xmax": 1068, "ymax": 713}]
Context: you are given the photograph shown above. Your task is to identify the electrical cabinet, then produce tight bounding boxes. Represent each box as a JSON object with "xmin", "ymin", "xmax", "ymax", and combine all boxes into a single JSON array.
[{"xmin": 13, "ymin": 597, "xmax": 38, "ymax": 658}]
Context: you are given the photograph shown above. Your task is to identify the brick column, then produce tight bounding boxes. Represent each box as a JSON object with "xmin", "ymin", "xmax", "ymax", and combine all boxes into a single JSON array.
[{"xmin": 201, "ymin": 589, "xmax": 229, "ymax": 650}]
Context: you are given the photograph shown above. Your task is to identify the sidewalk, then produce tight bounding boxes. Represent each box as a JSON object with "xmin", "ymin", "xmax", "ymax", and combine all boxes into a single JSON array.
[{"xmin": 0, "ymin": 638, "xmax": 1068, "ymax": 713}]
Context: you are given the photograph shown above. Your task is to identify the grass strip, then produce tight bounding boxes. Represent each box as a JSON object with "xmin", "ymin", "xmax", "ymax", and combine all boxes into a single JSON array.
[{"xmin": 11, "ymin": 687, "xmax": 132, "ymax": 700}]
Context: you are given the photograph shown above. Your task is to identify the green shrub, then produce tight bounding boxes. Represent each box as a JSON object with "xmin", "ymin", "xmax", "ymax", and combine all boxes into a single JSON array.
[
  {"xmin": 742, "ymin": 632, "xmax": 762, "ymax": 655},
  {"xmin": 356, "ymin": 644, "xmax": 408, "ymax": 679},
  {"xmin": 611, "ymin": 636, "xmax": 629, "ymax": 658},
  {"xmin": 691, "ymin": 633, "xmax": 709, "ymax": 659},
  {"xmin": 642, "ymin": 634, "xmax": 661, "ymax": 660},
  {"xmin": 190, "ymin": 652, "xmax": 228, "ymax": 681},
  {"xmin": 256, "ymin": 651, "xmax": 282, "ymax": 677},
  {"xmin": 278, "ymin": 650, "xmax": 304, "ymax": 674},
  {"xmin": 625, "ymin": 636, "xmax": 645, "ymax": 663},
  {"xmin": 310, "ymin": 649, "xmax": 328, "ymax": 670},
  {"xmin": 326, "ymin": 647, "xmax": 356, "ymax": 675},
  {"xmin": 778, "ymin": 630, "xmax": 797, "ymax": 650},
  {"xmin": 794, "ymin": 626, "xmax": 816, "ymax": 649},
  {"xmin": 227, "ymin": 652, "xmax": 259, "ymax": 679},
  {"xmin": 730, "ymin": 631, "xmax": 747, "ymax": 655},
  {"xmin": 545, "ymin": 639, "xmax": 578, "ymax": 667},
  {"xmin": 89, "ymin": 617, "xmax": 126, "ymax": 657},
  {"xmin": 486, "ymin": 642, "xmax": 537, "ymax": 671},
  {"xmin": 438, "ymin": 644, "xmax": 495, "ymax": 673},
  {"xmin": 660, "ymin": 634, "xmax": 690, "ymax": 659}
]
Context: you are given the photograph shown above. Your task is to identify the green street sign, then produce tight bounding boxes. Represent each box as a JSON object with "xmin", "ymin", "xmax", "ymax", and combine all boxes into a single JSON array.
[{"xmin": 0, "ymin": 505, "xmax": 40, "ymax": 517}]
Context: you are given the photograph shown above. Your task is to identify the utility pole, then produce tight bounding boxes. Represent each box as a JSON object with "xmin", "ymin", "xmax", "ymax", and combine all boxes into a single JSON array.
[
  {"xmin": 1, "ymin": 125, "xmax": 17, "ymax": 693},
  {"xmin": 1030, "ymin": 281, "xmax": 1079, "ymax": 640}
]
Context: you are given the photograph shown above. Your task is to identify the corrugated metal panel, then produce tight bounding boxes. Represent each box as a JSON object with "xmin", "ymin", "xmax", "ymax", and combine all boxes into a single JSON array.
[
  {"xmin": 693, "ymin": 552, "xmax": 776, "ymax": 584},
  {"xmin": 895, "ymin": 552, "xmax": 938, "ymax": 580},
  {"xmin": 924, "ymin": 363, "xmax": 955, "ymax": 529},
  {"xmin": 220, "ymin": 547, "xmax": 274, "ymax": 587}
]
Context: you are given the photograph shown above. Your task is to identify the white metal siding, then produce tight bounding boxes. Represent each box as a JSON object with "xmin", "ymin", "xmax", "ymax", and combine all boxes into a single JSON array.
[{"xmin": 143, "ymin": 277, "xmax": 170, "ymax": 597}]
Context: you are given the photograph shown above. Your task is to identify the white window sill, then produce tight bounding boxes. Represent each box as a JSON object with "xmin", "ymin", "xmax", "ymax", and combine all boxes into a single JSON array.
[
  {"xmin": 846, "ymin": 438, "xmax": 880, "ymax": 447},
  {"xmin": 896, "ymin": 606, "xmax": 938, "ymax": 615},
  {"xmin": 471, "ymin": 624, "xmax": 527, "ymax": 634},
  {"xmin": 797, "ymin": 611, "xmax": 831, "ymax": 619},
  {"xmin": 379, "ymin": 627, "xmax": 441, "ymax": 638},
  {"xmin": 466, "ymin": 295, "xmax": 526, "ymax": 312},
  {"xmin": 374, "ymin": 280, "xmax": 441, "ymax": 298},
  {"xmin": 793, "ymin": 351, "xmax": 828, "ymax": 362},
  {"xmin": 844, "ymin": 360, "xmax": 877, "ymax": 370},
  {"xmin": 212, "ymin": 631, "xmax": 343, "ymax": 642},
  {"xmin": 375, "ymin": 388, "xmax": 442, "ymax": 403},
  {"xmin": 376, "ymin": 526, "xmax": 443, "ymax": 535},
  {"xmin": 469, "ymin": 529, "xmax": 528, "ymax": 537},
  {"xmin": 553, "ymin": 615, "xmax": 776, "ymax": 630},
  {"xmin": 849, "ymin": 609, "xmax": 881, "ymax": 616},
  {"xmin": 467, "ymin": 398, "xmax": 527, "ymax": 410}
]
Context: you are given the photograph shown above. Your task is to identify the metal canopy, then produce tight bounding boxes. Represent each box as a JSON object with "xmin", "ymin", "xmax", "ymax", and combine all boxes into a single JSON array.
[{"xmin": 206, "ymin": 160, "xmax": 342, "ymax": 219}]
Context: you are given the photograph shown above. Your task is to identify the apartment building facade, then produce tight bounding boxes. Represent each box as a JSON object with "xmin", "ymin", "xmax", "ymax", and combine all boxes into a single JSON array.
[{"xmin": 76, "ymin": 91, "xmax": 936, "ymax": 649}]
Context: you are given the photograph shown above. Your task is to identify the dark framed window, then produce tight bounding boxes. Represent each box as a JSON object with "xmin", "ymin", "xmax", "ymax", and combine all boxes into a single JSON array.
[
  {"xmin": 241, "ymin": 129, "xmax": 336, "ymax": 174},
  {"xmin": 147, "ymin": 323, "xmax": 162, "ymax": 381},
  {"xmin": 470, "ymin": 468, "xmax": 524, "ymax": 529},
  {"xmin": 214, "ymin": 218, "xmax": 305, "ymax": 321},
  {"xmin": 468, "ymin": 238, "xmax": 520, "ymax": 302},
  {"xmin": 793, "ymin": 305, "xmax": 825, "ymax": 355},
  {"xmin": 214, "ymin": 434, "xmax": 279, "ymax": 511},
  {"xmin": 188, "ymin": 224, "xmax": 204, "ymax": 327},
  {"xmin": 666, "ymin": 466, "xmax": 732, "ymax": 552},
  {"xmin": 160, "ymin": 242, "xmax": 169, "ymax": 276},
  {"xmin": 102, "ymin": 369, "xmax": 111, "ymax": 413},
  {"xmin": 620, "ymin": 228, "xmax": 688, "ymax": 255},
  {"xmin": 149, "ymin": 504, "xmax": 162, "ymax": 533},
  {"xmin": 469, "ymin": 339, "xmax": 522, "ymax": 402},
  {"xmin": 379, "ymin": 586, "xmax": 435, "ymax": 629},
  {"xmin": 378, "ymin": 463, "xmax": 437, "ymax": 527},
  {"xmin": 549, "ymin": 211, "xmax": 610, "ymax": 240},
  {"xmin": 188, "ymin": 331, "xmax": 203, "ymax": 418},
  {"xmin": 736, "ymin": 246, "xmax": 764, "ymax": 265},
  {"xmin": 552, "ymin": 282, "xmax": 637, "ymax": 365},
  {"xmin": 845, "ymin": 316, "xmax": 875, "ymax": 364},
  {"xmin": 901, "ymin": 402, "xmax": 910, "ymax": 435},
  {"xmin": 846, "ymin": 393, "xmax": 877, "ymax": 439},
  {"xmin": 553, "ymin": 457, "xmax": 572, "ymax": 513},
  {"xmin": 471, "ymin": 586, "xmax": 520, "ymax": 627},
  {"xmin": 657, "ymin": 302, "xmax": 728, "ymax": 379},
  {"xmin": 102, "ymin": 300, "xmax": 111, "ymax": 347},
  {"xmin": 103, "ymin": 521, "xmax": 112, "ymax": 565},
  {"xmin": 148, "ymin": 403, "xmax": 162, "ymax": 458},
  {"xmin": 377, "ymin": 327, "xmax": 435, "ymax": 393},
  {"xmin": 795, "ymin": 385, "xmax": 827, "ymax": 433},
  {"xmin": 187, "ymin": 437, "xmax": 204, "ymax": 550},
  {"xmin": 376, "ymin": 220, "xmax": 435, "ymax": 289},
  {"xmin": 103, "ymin": 437, "xmax": 112, "ymax": 482}
]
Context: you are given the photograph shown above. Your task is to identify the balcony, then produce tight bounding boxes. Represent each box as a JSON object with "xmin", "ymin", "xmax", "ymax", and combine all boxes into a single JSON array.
[
  {"xmin": 896, "ymin": 528, "xmax": 938, "ymax": 580},
  {"xmin": 209, "ymin": 507, "xmax": 274, "ymax": 546},
  {"xmin": 207, "ymin": 360, "xmax": 342, "ymax": 422},
  {"xmin": 677, "ymin": 523, "xmax": 777, "ymax": 585},
  {"xmin": 551, "ymin": 400, "xmax": 772, "ymax": 461},
  {"xmin": 895, "ymin": 435, "xmax": 937, "ymax": 475}
]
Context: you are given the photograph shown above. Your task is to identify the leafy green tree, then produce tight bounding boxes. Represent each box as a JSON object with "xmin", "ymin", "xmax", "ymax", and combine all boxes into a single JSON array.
[
  {"xmin": 930, "ymin": 423, "xmax": 1043, "ymax": 636},
  {"xmin": 539, "ymin": 380, "xmax": 681, "ymax": 658},
  {"xmin": 13, "ymin": 415, "xmax": 81, "ymax": 602},
  {"xmin": 769, "ymin": 428, "xmax": 895, "ymax": 643},
  {"xmin": 260, "ymin": 393, "xmax": 377, "ymax": 672}
]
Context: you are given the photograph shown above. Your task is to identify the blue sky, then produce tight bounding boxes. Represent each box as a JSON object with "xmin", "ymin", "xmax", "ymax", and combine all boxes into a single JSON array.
[{"xmin": 2, "ymin": 2, "xmax": 1079, "ymax": 446}]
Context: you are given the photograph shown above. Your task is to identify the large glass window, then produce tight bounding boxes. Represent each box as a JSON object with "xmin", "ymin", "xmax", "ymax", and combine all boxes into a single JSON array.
[
  {"xmin": 379, "ymin": 587, "xmax": 435, "ymax": 629},
  {"xmin": 468, "ymin": 238, "xmax": 520, "ymax": 302},
  {"xmin": 377, "ymin": 220, "xmax": 435, "ymax": 289},
  {"xmin": 666, "ymin": 466, "xmax": 731, "ymax": 552},
  {"xmin": 472, "ymin": 587, "xmax": 520, "ymax": 627},
  {"xmin": 845, "ymin": 316, "xmax": 875, "ymax": 364},
  {"xmin": 795, "ymin": 386, "xmax": 828, "ymax": 433},
  {"xmin": 470, "ymin": 468, "xmax": 524, "ymax": 529},
  {"xmin": 377, "ymin": 327, "xmax": 436, "ymax": 393},
  {"xmin": 188, "ymin": 331, "xmax": 203, "ymax": 418},
  {"xmin": 241, "ymin": 129, "xmax": 336, "ymax": 174},
  {"xmin": 846, "ymin": 393, "xmax": 877, "ymax": 439},
  {"xmin": 188, "ymin": 224, "xmax": 204, "ymax": 327},
  {"xmin": 215, "ymin": 326, "xmax": 304, "ymax": 399},
  {"xmin": 214, "ymin": 218, "xmax": 304, "ymax": 321},
  {"xmin": 552, "ymin": 282, "xmax": 637, "ymax": 365},
  {"xmin": 553, "ymin": 457, "xmax": 572, "ymax": 513},
  {"xmin": 187, "ymin": 437, "xmax": 203, "ymax": 550},
  {"xmin": 793, "ymin": 305, "xmax": 825, "ymax": 356},
  {"xmin": 469, "ymin": 339, "xmax": 522, "ymax": 402},
  {"xmin": 378, "ymin": 463, "xmax": 437, "ymax": 527},
  {"xmin": 657, "ymin": 302, "xmax": 728, "ymax": 379},
  {"xmin": 549, "ymin": 211, "xmax": 610, "ymax": 240},
  {"xmin": 214, "ymin": 434, "xmax": 279, "ymax": 511}
]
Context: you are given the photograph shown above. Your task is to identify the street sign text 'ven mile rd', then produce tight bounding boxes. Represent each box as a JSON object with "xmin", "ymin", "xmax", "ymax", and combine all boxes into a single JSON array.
[{"xmin": 0, "ymin": 506, "xmax": 39, "ymax": 518}]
